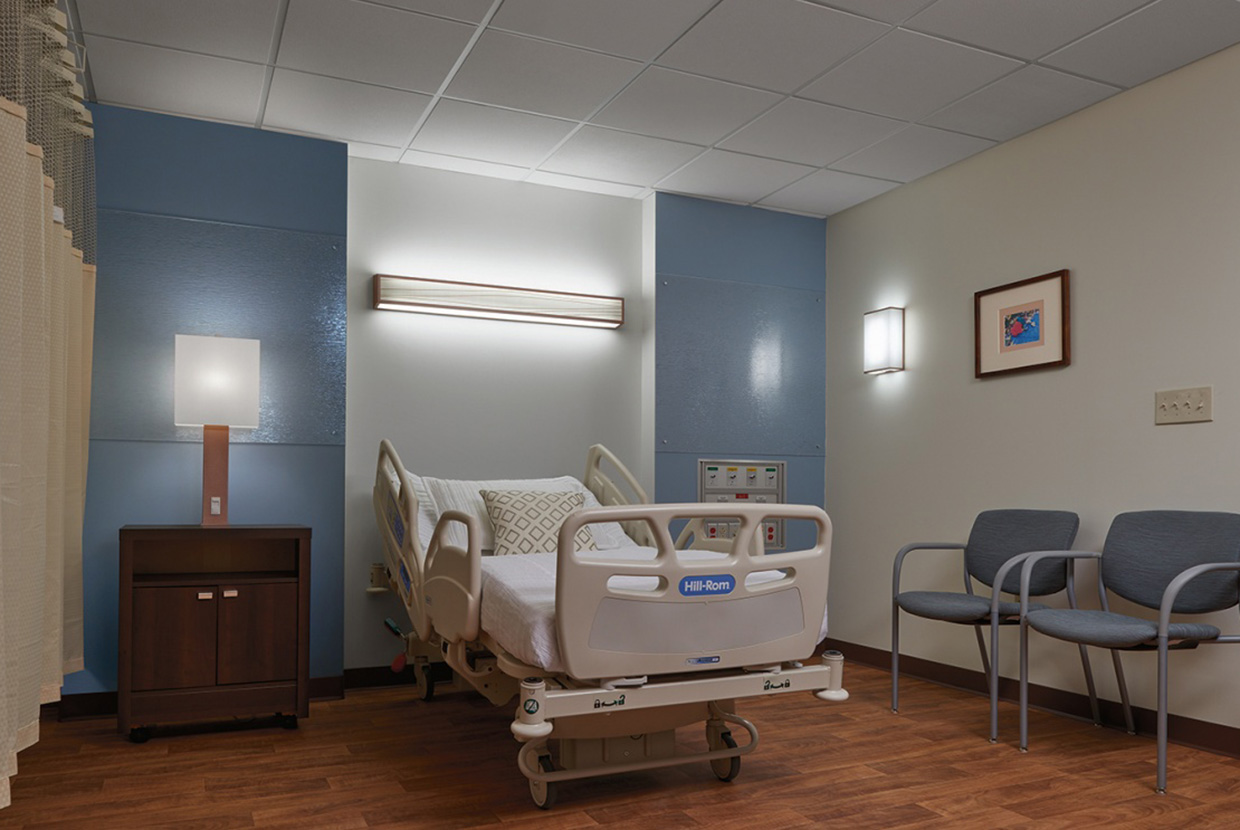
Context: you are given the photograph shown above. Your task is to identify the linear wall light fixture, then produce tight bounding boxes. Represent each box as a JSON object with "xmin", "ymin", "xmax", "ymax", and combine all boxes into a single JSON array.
[
  {"xmin": 863, "ymin": 306, "xmax": 904, "ymax": 374},
  {"xmin": 373, "ymin": 274, "xmax": 624, "ymax": 329}
]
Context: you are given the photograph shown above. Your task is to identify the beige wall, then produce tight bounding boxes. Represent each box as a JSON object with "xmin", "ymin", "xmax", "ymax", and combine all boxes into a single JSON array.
[
  {"xmin": 344, "ymin": 161, "xmax": 648, "ymax": 669},
  {"xmin": 825, "ymin": 43, "xmax": 1240, "ymax": 727}
]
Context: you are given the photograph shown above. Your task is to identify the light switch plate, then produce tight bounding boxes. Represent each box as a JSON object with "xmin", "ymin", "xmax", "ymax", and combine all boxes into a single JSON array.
[{"xmin": 1155, "ymin": 386, "xmax": 1212, "ymax": 425}]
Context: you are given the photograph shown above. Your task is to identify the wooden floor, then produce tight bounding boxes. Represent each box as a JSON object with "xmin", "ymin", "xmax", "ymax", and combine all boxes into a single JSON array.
[{"xmin": 3, "ymin": 662, "xmax": 1240, "ymax": 829}]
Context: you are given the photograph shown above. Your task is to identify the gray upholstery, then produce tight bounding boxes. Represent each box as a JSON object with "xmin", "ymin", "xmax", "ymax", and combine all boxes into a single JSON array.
[
  {"xmin": 892, "ymin": 508, "xmax": 1081, "ymax": 741},
  {"xmin": 1018, "ymin": 510, "xmax": 1240, "ymax": 793},
  {"xmin": 898, "ymin": 591, "xmax": 1049, "ymax": 622},
  {"xmin": 1101, "ymin": 511, "xmax": 1240, "ymax": 612},
  {"xmin": 967, "ymin": 509, "xmax": 1080, "ymax": 595},
  {"xmin": 1027, "ymin": 608, "xmax": 1221, "ymax": 649}
]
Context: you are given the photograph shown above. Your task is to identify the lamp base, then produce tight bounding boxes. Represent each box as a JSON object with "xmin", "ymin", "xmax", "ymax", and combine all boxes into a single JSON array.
[{"xmin": 202, "ymin": 425, "xmax": 229, "ymax": 526}]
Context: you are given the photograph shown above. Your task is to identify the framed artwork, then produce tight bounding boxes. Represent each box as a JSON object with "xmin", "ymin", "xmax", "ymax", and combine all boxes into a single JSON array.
[{"xmin": 974, "ymin": 269, "xmax": 1070, "ymax": 379}]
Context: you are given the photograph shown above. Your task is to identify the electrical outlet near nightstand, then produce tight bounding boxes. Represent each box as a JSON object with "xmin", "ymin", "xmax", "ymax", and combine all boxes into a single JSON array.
[{"xmin": 1155, "ymin": 386, "xmax": 1212, "ymax": 425}]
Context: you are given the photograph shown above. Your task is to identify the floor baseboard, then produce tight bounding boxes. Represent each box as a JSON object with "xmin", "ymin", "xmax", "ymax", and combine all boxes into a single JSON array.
[{"xmin": 822, "ymin": 637, "xmax": 1240, "ymax": 760}]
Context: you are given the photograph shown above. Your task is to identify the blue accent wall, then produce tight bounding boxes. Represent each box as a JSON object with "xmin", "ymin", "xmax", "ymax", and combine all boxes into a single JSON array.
[
  {"xmin": 655, "ymin": 193, "xmax": 826, "ymax": 549},
  {"xmin": 70, "ymin": 106, "xmax": 347, "ymax": 694}
]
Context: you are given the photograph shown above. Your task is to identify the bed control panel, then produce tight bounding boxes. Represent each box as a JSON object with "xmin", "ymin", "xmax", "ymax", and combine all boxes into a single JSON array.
[{"xmin": 698, "ymin": 459, "xmax": 786, "ymax": 549}]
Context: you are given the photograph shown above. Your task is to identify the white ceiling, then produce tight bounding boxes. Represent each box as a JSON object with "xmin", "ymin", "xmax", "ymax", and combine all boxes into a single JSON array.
[{"xmin": 66, "ymin": 0, "xmax": 1240, "ymax": 216}]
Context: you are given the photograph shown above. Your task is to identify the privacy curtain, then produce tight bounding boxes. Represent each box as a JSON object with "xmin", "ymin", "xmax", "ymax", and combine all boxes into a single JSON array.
[{"xmin": 0, "ymin": 94, "xmax": 93, "ymax": 810}]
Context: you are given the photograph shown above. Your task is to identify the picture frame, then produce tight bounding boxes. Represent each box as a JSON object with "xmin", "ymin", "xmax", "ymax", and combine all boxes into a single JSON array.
[{"xmin": 974, "ymin": 269, "xmax": 1070, "ymax": 379}]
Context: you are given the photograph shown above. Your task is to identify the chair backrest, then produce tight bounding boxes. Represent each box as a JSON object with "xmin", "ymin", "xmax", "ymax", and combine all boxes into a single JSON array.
[
  {"xmin": 966, "ymin": 509, "xmax": 1080, "ymax": 595},
  {"xmin": 1102, "ymin": 511, "xmax": 1240, "ymax": 613}
]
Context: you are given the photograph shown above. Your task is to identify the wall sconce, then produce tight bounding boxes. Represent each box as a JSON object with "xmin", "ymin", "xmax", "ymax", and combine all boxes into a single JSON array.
[
  {"xmin": 863, "ymin": 306, "xmax": 904, "ymax": 374},
  {"xmin": 373, "ymin": 274, "xmax": 624, "ymax": 329},
  {"xmin": 174, "ymin": 334, "xmax": 261, "ymax": 526}
]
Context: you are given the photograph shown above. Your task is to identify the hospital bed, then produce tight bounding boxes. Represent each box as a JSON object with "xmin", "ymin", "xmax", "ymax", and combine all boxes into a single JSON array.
[{"xmin": 372, "ymin": 439, "xmax": 847, "ymax": 807}]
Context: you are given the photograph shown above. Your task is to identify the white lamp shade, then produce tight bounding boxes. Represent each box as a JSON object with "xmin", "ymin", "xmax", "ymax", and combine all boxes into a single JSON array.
[
  {"xmin": 863, "ymin": 307, "xmax": 904, "ymax": 374},
  {"xmin": 174, "ymin": 334, "xmax": 261, "ymax": 427}
]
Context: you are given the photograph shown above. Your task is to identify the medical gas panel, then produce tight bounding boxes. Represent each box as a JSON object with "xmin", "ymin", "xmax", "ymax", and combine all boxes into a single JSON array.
[{"xmin": 697, "ymin": 459, "xmax": 786, "ymax": 549}]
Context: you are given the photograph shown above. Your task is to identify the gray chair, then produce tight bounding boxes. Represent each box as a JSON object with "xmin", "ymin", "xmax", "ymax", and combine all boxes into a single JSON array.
[
  {"xmin": 892, "ymin": 509, "xmax": 1084, "ymax": 742},
  {"xmin": 1018, "ymin": 510, "xmax": 1240, "ymax": 793}
]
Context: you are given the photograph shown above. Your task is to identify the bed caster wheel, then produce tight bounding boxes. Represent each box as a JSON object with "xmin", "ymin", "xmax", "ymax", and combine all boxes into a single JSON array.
[
  {"xmin": 416, "ymin": 664, "xmax": 435, "ymax": 702},
  {"xmin": 709, "ymin": 731, "xmax": 740, "ymax": 782},
  {"xmin": 530, "ymin": 755, "xmax": 557, "ymax": 810},
  {"xmin": 277, "ymin": 714, "xmax": 298, "ymax": 730},
  {"xmin": 128, "ymin": 727, "xmax": 151, "ymax": 744}
]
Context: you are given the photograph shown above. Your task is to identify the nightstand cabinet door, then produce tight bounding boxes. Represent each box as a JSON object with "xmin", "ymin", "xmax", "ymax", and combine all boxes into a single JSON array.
[
  {"xmin": 217, "ymin": 582, "xmax": 298, "ymax": 685},
  {"xmin": 131, "ymin": 586, "xmax": 218, "ymax": 691}
]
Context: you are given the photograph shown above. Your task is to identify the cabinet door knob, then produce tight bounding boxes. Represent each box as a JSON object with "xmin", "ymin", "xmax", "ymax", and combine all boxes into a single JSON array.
[
  {"xmin": 197, "ymin": 591, "xmax": 214, "ymax": 600},
  {"xmin": 222, "ymin": 589, "xmax": 239, "ymax": 598}
]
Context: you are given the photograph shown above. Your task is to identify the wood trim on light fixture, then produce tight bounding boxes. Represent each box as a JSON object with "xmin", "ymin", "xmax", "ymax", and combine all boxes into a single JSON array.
[{"xmin": 372, "ymin": 274, "xmax": 625, "ymax": 329}]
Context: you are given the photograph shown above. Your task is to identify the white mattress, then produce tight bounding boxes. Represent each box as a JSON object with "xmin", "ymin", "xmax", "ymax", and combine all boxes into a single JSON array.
[{"xmin": 479, "ymin": 547, "xmax": 829, "ymax": 673}]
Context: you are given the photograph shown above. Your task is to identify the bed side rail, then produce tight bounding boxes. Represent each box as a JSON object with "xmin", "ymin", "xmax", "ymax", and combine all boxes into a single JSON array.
[
  {"xmin": 373, "ymin": 439, "xmax": 432, "ymax": 640},
  {"xmin": 584, "ymin": 444, "xmax": 654, "ymax": 546},
  {"xmin": 555, "ymin": 503, "xmax": 832, "ymax": 681}
]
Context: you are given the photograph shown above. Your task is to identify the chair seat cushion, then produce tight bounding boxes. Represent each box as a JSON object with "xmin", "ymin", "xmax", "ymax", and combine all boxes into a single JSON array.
[
  {"xmin": 896, "ymin": 591, "xmax": 1047, "ymax": 623},
  {"xmin": 1026, "ymin": 608, "xmax": 1221, "ymax": 648}
]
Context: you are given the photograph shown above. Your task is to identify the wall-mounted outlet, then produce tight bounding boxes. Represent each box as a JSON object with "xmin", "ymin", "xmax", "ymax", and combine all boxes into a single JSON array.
[{"xmin": 1155, "ymin": 386, "xmax": 1213, "ymax": 425}]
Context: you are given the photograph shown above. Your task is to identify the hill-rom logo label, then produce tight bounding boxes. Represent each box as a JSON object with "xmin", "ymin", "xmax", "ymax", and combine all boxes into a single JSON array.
[{"xmin": 679, "ymin": 574, "xmax": 735, "ymax": 597}]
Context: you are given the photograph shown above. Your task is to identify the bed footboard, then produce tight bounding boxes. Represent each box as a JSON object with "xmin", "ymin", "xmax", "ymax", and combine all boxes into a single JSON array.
[{"xmin": 555, "ymin": 502, "xmax": 832, "ymax": 681}]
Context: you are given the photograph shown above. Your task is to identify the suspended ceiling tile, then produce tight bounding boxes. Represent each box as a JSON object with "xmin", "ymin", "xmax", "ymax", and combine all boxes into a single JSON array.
[
  {"xmin": 720, "ymin": 97, "xmax": 903, "ymax": 167},
  {"xmin": 264, "ymin": 69, "xmax": 431, "ymax": 147},
  {"xmin": 445, "ymin": 32, "xmax": 642, "ymax": 120},
  {"xmin": 658, "ymin": 150, "xmax": 815, "ymax": 204},
  {"xmin": 539, "ymin": 126, "xmax": 704, "ymax": 186},
  {"xmin": 525, "ymin": 172, "xmax": 646, "ymax": 198},
  {"xmin": 800, "ymin": 29, "xmax": 1021, "ymax": 121},
  {"xmin": 656, "ymin": 0, "xmax": 889, "ymax": 93},
  {"xmin": 76, "ymin": 0, "xmax": 281, "ymax": 62},
  {"xmin": 399, "ymin": 149, "xmax": 530, "ymax": 180},
  {"xmin": 84, "ymin": 36, "xmax": 264, "ymax": 124},
  {"xmin": 592, "ymin": 67, "xmax": 781, "ymax": 145},
  {"xmin": 490, "ymin": 0, "xmax": 718, "ymax": 61},
  {"xmin": 924, "ymin": 65, "xmax": 1120, "ymax": 142},
  {"xmin": 410, "ymin": 100, "xmax": 576, "ymax": 167},
  {"xmin": 1041, "ymin": 0, "xmax": 1240, "ymax": 88},
  {"xmin": 363, "ymin": 0, "xmax": 494, "ymax": 23},
  {"xmin": 830, "ymin": 124, "xmax": 995, "ymax": 182},
  {"xmin": 904, "ymin": 0, "xmax": 1150, "ymax": 60},
  {"xmin": 807, "ymin": 0, "xmax": 937, "ymax": 25},
  {"xmin": 758, "ymin": 168, "xmax": 899, "ymax": 216},
  {"xmin": 347, "ymin": 142, "xmax": 404, "ymax": 162},
  {"xmin": 278, "ymin": 0, "xmax": 474, "ymax": 93}
]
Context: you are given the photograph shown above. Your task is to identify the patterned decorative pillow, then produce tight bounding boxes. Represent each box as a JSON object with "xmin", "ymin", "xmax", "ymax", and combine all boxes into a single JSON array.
[{"xmin": 481, "ymin": 490, "xmax": 598, "ymax": 556}]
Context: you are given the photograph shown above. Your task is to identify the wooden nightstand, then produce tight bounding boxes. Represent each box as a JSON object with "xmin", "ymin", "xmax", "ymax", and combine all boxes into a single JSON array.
[{"xmin": 117, "ymin": 525, "xmax": 310, "ymax": 742}]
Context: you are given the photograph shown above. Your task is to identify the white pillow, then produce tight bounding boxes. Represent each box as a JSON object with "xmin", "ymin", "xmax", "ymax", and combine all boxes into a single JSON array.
[
  {"xmin": 481, "ymin": 490, "xmax": 598, "ymax": 556},
  {"xmin": 425, "ymin": 475, "xmax": 585, "ymax": 551},
  {"xmin": 423, "ymin": 475, "xmax": 636, "ymax": 551},
  {"xmin": 579, "ymin": 490, "xmax": 639, "ymax": 549}
]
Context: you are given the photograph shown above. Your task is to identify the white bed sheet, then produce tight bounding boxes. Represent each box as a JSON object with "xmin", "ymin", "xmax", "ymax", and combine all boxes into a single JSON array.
[{"xmin": 479, "ymin": 547, "xmax": 829, "ymax": 673}]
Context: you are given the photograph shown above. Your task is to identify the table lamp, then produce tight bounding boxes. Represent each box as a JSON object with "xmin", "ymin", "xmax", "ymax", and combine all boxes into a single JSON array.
[{"xmin": 173, "ymin": 334, "xmax": 261, "ymax": 526}]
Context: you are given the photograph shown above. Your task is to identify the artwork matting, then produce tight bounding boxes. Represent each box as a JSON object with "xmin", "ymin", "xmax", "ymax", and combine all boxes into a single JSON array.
[{"xmin": 974, "ymin": 270, "xmax": 1070, "ymax": 379}]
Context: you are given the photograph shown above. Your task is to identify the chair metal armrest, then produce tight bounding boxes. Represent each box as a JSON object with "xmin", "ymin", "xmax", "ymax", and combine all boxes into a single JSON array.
[
  {"xmin": 1158, "ymin": 562, "xmax": 1240, "ymax": 637},
  {"xmin": 892, "ymin": 542, "xmax": 966, "ymax": 599},
  {"xmin": 1018, "ymin": 550, "xmax": 1099, "ymax": 612}
]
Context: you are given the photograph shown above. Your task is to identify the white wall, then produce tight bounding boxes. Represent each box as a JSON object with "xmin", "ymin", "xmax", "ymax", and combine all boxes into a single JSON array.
[
  {"xmin": 825, "ymin": 44, "xmax": 1240, "ymax": 727},
  {"xmin": 345, "ymin": 161, "xmax": 648, "ymax": 669}
]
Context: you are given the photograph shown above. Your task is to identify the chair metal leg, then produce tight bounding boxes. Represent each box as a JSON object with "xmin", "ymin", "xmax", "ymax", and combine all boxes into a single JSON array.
[
  {"xmin": 988, "ymin": 615, "xmax": 1001, "ymax": 743},
  {"xmin": 1111, "ymin": 649, "xmax": 1135, "ymax": 735},
  {"xmin": 891, "ymin": 601, "xmax": 900, "ymax": 713},
  {"xmin": 1156, "ymin": 637, "xmax": 1169, "ymax": 794},
  {"xmin": 1078, "ymin": 643, "xmax": 1100, "ymax": 726},
  {"xmin": 1019, "ymin": 617, "xmax": 1029, "ymax": 751},
  {"xmin": 973, "ymin": 623, "xmax": 991, "ymax": 678}
]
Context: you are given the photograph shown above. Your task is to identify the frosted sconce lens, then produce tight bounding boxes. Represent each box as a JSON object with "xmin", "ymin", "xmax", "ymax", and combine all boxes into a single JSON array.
[{"xmin": 863, "ymin": 307, "xmax": 904, "ymax": 374}]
